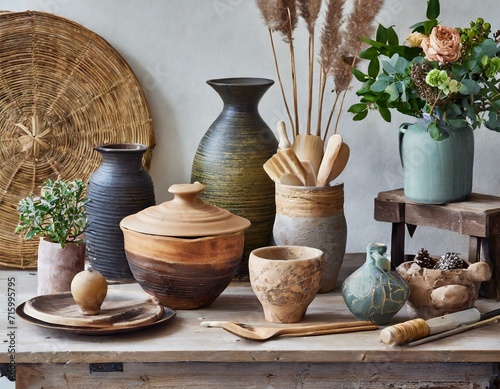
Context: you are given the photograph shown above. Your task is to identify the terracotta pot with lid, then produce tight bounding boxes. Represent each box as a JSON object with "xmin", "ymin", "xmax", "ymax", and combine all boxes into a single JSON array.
[{"xmin": 120, "ymin": 182, "xmax": 251, "ymax": 309}]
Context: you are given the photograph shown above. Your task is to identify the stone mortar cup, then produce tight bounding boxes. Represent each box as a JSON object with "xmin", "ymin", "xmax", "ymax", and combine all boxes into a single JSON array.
[{"xmin": 249, "ymin": 246, "xmax": 325, "ymax": 323}]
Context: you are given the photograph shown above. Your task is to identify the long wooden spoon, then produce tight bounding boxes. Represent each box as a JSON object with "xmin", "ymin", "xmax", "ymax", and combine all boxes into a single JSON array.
[
  {"xmin": 214, "ymin": 321, "xmax": 377, "ymax": 341},
  {"xmin": 326, "ymin": 142, "xmax": 350, "ymax": 183},
  {"xmin": 316, "ymin": 134, "xmax": 343, "ymax": 186}
]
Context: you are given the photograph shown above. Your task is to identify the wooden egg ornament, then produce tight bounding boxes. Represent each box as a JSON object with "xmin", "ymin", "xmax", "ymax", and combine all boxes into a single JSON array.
[{"xmin": 71, "ymin": 268, "xmax": 108, "ymax": 315}]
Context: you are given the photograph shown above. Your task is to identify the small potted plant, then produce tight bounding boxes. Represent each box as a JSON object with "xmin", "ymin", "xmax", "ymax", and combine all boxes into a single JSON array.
[{"xmin": 15, "ymin": 178, "xmax": 90, "ymax": 295}]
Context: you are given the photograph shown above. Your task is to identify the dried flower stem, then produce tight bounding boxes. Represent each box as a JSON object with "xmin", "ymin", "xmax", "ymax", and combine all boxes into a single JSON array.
[
  {"xmin": 325, "ymin": 48, "xmax": 360, "ymax": 139},
  {"xmin": 307, "ymin": 33, "xmax": 314, "ymax": 135},
  {"xmin": 268, "ymin": 28, "xmax": 295, "ymax": 137},
  {"xmin": 324, "ymin": 92, "xmax": 341, "ymax": 138},
  {"xmin": 298, "ymin": 0, "xmax": 322, "ymax": 135},
  {"xmin": 316, "ymin": 67, "xmax": 328, "ymax": 137},
  {"xmin": 287, "ymin": 7, "xmax": 300, "ymax": 136}
]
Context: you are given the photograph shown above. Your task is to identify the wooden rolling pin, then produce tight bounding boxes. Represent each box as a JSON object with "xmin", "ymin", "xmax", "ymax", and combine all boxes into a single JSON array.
[
  {"xmin": 380, "ymin": 308, "xmax": 480, "ymax": 345},
  {"xmin": 380, "ymin": 307, "xmax": 500, "ymax": 346}
]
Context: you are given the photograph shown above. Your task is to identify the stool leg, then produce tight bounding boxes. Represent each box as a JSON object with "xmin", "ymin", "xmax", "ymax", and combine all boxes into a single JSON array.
[
  {"xmin": 480, "ymin": 236, "xmax": 500, "ymax": 300},
  {"xmin": 468, "ymin": 236, "xmax": 481, "ymax": 263},
  {"xmin": 391, "ymin": 222, "xmax": 406, "ymax": 268}
]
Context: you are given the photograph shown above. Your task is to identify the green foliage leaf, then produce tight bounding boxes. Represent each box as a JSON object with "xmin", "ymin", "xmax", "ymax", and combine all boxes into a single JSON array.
[
  {"xmin": 479, "ymin": 39, "xmax": 497, "ymax": 57},
  {"xmin": 381, "ymin": 59, "xmax": 396, "ymax": 74},
  {"xmin": 352, "ymin": 110, "xmax": 369, "ymax": 121},
  {"xmin": 368, "ymin": 58, "xmax": 380, "ymax": 78},
  {"xmin": 352, "ymin": 67, "xmax": 367, "ymax": 82},
  {"xmin": 385, "ymin": 84, "xmax": 399, "ymax": 101},
  {"xmin": 387, "ymin": 27, "xmax": 399, "ymax": 46},
  {"xmin": 370, "ymin": 79, "xmax": 389, "ymax": 92},
  {"xmin": 359, "ymin": 47, "xmax": 379, "ymax": 60},
  {"xmin": 356, "ymin": 80, "xmax": 374, "ymax": 95},
  {"xmin": 462, "ymin": 79, "xmax": 481, "ymax": 95},
  {"xmin": 426, "ymin": 0, "xmax": 440, "ymax": 20},
  {"xmin": 428, "ymin": 122, "xmax": 448, "ymax": 141},
  {"xmin": 348, "ymin": 103, "xmax": 368, "ymax": 114},
  {"xmin": 376, "ymin": 24, "xmax": 388, "ymax": 44},
  {"xmin": 379, "ymin": 106, "xmax": 392, "ymax": 122}
]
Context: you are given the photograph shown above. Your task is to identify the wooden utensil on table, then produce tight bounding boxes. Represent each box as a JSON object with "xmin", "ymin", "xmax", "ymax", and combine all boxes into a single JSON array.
[
  {"xmin": 379, "ymin": 307, "xmax": 491, "ymax": 346},
  {"xmin": 326, "ymin": 142, "xmax": 350, "ymax": 183},
  {"xmin": 201, "ymin": 320, "xmax": 377, "ymax": 341},
  {"xmin": 23, "ymin": 291, "xmax": 165, "ymax": 328},
  {"xmin": 292, "ymin": 134, "xmax": 324, "ymax": 175},
  {"xmin": 409, "ymin": 310, "xmax": 500, "ymax": 347},
  {"xmin": 316, "ymin": 134, "xmax": 343, "ymax": 187}
]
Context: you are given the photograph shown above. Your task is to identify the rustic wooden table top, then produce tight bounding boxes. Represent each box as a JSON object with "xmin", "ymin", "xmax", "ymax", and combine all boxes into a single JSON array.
[{"xmin": 1, "ymin": 254, "xmax": 500, "ymax": 365}]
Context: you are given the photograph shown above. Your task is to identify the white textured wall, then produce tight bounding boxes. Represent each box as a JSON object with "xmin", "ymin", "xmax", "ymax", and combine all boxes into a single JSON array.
[{"xmin": 1, "ymin": 0, "xmax": 499, "ymax": 257}]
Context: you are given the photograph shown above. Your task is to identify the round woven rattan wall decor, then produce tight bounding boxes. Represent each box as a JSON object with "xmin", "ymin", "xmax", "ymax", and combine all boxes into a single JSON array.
[{"xmin": 0, "ymin": 11, "xmax": 155, "ymax": 269}]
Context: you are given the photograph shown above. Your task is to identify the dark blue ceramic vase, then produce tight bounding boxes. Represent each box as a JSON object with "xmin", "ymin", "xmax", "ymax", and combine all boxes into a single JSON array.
[{"xmin": 85, "ymin": 143, "xmax": 155, "ymax": 281}]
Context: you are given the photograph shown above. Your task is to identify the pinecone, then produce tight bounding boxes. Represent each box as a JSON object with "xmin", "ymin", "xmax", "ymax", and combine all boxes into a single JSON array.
[
  {"xmin": 434, "ymin": 252, "xmax": 467, "ymax": 270},
  {"xmin": 414, "ymin": 248, "xmax": 434, "ymax": 268}
]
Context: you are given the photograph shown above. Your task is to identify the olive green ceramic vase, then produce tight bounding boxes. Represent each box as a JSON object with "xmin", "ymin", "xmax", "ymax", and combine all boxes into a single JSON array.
[
  {"xmin": 399, "ymin": 119, "xmax": 474, "ymax": 204},
  {"xmin": 191, "ymin": 78, "xmax": 278, "ymax": 277},
  {"xmin": 342, "ymin": 243, "xmax": 409, "ymax": 325}
]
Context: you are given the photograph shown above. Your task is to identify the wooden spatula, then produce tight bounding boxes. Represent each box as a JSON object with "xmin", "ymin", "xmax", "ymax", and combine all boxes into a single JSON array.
[
  {"xmin": 278, "ymin": 173, "xmax": 304, "ymax": 186},
  {"xmin": 316, "ymin": 134, "xmax": 343, "ymax": 186},
  {"xmin": 276, "ymin": 148, "xmax": 308, "ymax": 186},
  {"xmin": 263, "ymin": 154, "xmax": 286, "ymax": 182},
  {"xmin": 300, "ymin": 160, "xmax": 316, "ymax": 186},
  {"xmin": 292, "ymin": 134, "xmax": 324, "ymax": 175},
  {"xmin": 326, "ymin": 142, "xmax": 350, "ymax": 183},
  {"xmin": 220, "ymin": 321, "xmax": 377, "ymax": 341}
]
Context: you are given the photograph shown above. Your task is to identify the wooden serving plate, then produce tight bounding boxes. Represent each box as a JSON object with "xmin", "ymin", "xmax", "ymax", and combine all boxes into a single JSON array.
[
  {"xmin": 23, "ymin": 289, "xmax": 164, "ymax": 328},
  {"xmin": 17, "ymin": 303, "xmax": 176, "ymax": 335}
]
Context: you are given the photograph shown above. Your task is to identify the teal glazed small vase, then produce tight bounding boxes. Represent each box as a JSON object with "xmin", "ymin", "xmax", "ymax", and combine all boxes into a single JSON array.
[
  {"xmin": 342, "ymin": 243, "xmax": 409, "ymax": 325},
  {"xmin": 399, "ymin": 119, "xmax": 474, "ymax": 204}
]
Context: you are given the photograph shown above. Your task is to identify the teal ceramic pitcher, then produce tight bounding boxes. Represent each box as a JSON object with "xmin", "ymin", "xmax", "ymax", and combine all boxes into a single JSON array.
[
  {"xmin": 399, "ymin": 119, "xmax": 474, "ymax": 204},
  {"xmin": 342, "ymin": 243, "xmax": 409, "ymax": 325}
]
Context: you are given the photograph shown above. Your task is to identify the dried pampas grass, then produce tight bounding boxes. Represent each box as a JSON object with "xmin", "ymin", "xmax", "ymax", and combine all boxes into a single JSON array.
[
  {"xmin": 297, "ymin": 0, "xmax": 322, "ymax": 34},
  {"xmin": 255, "ymin": 0, "xmax": 385, "ymax": 140},
  {"xmin": 256, "ymin": 0, "xmax": 298, "ymax": 42}
]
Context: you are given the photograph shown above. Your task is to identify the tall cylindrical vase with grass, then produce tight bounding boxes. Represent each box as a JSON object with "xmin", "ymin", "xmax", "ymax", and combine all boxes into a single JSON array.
[{"xmin": 255, "ymin": 1, "xmax": 383, "ymax": 291}]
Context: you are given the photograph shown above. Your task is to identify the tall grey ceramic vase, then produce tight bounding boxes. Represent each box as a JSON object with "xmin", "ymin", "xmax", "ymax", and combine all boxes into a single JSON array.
[
  {"xmin": 191, "ymin": 77, "xmax": 278, "ymax": 278},
  {"xmin": 399, "ymin": 119, "xmax": 474, "ymax": 204},
  {"xmin": 273, "ymin": 182, "xmax": 347, "ymax": 293},
  {"xmin": 85, "ymin": 143, "xmax": 155, "ymax": 281}
]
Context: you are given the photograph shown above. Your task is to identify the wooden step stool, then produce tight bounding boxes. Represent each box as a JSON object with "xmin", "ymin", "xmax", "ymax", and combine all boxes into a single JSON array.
[{"xmin": 374, "ymin": 188, "xmax": 500, "ymax": 299}]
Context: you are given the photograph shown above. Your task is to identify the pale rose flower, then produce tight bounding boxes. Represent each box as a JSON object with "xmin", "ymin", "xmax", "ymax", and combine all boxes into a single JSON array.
[
  {"xmin": 420, "ymin": 25, "xmax": 462, "ymax": 63},
  {"xmin": 406, "ymin": 32, "xmax": 427, "ymax": 48}
]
